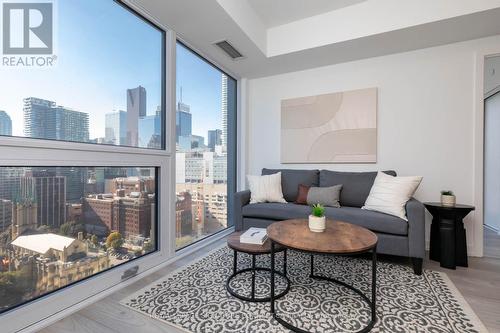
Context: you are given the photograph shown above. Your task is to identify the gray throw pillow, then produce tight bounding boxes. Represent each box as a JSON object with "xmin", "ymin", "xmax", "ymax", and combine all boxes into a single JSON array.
[{"xmin": 306, "ymin": 185, "xmax": 343, "ymax": 208}]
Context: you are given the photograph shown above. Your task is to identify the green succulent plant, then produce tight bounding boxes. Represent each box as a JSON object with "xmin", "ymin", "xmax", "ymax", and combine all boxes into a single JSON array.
[
  {"xmin": 311, "ymin": 203, "xmax": 325, "ymax": 217},
  {"xmin": 441, "ymin": 190, "xmax": 454, "ymax": 196}
]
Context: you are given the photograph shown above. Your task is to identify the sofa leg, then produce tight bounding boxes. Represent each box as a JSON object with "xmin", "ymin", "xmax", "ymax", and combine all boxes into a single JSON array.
[{"xmin": 411, "ymin": 258, "xmax": 423, "ymax": 275}]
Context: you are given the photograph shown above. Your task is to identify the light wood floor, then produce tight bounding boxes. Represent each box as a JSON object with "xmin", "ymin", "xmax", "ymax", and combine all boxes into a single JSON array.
[
  {"xmin": 40, "ymin": 239, "xmax": 500, "ymax": 333},
  {"xmin": 485, "ymin": 226, "xmax": 500, "ymax": 259}
]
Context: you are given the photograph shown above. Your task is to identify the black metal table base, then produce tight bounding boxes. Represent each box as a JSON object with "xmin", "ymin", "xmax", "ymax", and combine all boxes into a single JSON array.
[
  {"xmin": 226, "ymin": 249, "xmax": 290, "ymax": 302},
  {"xmin": 271, "ymin": 244, "xmax": 377, "ymax": 333}
]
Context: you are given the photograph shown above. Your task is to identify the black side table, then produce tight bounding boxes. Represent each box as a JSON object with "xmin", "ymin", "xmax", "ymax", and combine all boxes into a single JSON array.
[{"xmin": 424, "ymin": 202, "xmax": 475, "ymax": 269}]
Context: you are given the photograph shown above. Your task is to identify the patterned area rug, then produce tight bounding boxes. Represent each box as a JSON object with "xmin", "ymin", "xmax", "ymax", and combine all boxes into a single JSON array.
[{"xmin": 121, "ymin": 247, "xmax": 487, "ymax": 333}]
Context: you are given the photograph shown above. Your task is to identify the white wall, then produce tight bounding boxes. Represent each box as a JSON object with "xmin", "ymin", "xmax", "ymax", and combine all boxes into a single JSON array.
[{"xmin": 246, "ymin": 34, "xmax": 500, "ymax": 255}]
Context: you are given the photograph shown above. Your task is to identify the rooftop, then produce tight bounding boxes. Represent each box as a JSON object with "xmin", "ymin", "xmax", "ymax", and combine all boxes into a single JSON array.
[{"xmin": 11, "ymin": 233, "xmax": 77, "ymax": 254}]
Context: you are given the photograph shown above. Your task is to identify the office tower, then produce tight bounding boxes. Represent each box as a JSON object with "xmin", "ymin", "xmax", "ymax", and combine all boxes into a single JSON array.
[
  {"xmin": 208, "ymin": 129, "xmax": 222, "ymax": 150},
  {"xmin": 0, "ymin": 199, "xmax": 13, "ymax": 233},
  {"xmin": 57, "ymin": 167, "xmax": 87, "ymax": 202},
  {"xmin": 0, "ymin": 110, "xmax": 12, "ymax": 136},
  {"xmin": 23, "ymin": 98, "xmax": 89, "ymax": 142},
  {"xmin": 105, "ymin": 111, "xmax": 127, "ymax": 145},
  {"xmin": 53, "ymin": 106, "xmax": 90, "ymax": 142},
  {"xmin": 191, "ymin": 135, "xmax": 205, "ymax": 149},
  {"xmin": 0, "ymin": 167, "xmax": 25, "ymax": 201},
  {"xmin": 20, "ymin": 170, "xmax": 66, "ymax": 228},
  {"xmin": 138, "ymin": 114, "xmax": 161, "ymax": 148},
  {"xmin": 176, "ymin": 101, "xmax": 192, "ymax": 144},
  {"xmin": 221, "ymin": 74, "xmax": 228, "ymax": 148},
  {"xmin": 24, "ymin": 98, "xmax": 57, "ymax": 139},
  {"xmin": 126, "ymin": 86, "xmax": 147, "ymax": 146}
]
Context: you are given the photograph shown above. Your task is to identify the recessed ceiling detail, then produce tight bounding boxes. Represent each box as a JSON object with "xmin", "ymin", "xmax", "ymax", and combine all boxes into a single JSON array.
[{"xmin": 247, "ymin": 0, "xmax": 367, "ymax": 28}]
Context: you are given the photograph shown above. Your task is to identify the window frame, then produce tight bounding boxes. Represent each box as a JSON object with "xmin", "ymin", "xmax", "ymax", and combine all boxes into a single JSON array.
[{"xmin": 0, "ymin": 1, "xmax": 177, "ymax": 331}]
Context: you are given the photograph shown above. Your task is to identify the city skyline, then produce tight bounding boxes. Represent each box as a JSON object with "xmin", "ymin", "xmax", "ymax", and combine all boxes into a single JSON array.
[{"xmin": 0, "ymin": 0, "xmax": 163, "ymax": 139}]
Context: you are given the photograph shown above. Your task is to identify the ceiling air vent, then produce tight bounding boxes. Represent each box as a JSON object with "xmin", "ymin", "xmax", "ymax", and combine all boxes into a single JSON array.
[{"xmin": 214, "ymin": 40, "xmax": 244, "ymax": 60}]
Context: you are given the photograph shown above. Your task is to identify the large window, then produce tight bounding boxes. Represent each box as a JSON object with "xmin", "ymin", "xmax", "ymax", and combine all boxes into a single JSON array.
[
  {"xmin": 0, "ymin": 0, "xmax": 165, "ymax": 321},
  {"xmin": 0, "ymin": 0, "xmax": 164, "ymax": 149},
  {"xmin": 175, "ymin": 43, "xmax": 237, "ymax": 249},
  {"xmin": 0, "ymin": 166, "xmax": 157, "ymax": 313}
]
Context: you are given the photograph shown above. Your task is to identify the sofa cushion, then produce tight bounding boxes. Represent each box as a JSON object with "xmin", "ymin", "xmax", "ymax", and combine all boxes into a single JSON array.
[
  {"xmin": 262, "ymin": 168, "xmax": 319, "ymax": 202},
  {"xmin": 325, "ymin": 206, "xmax": 408, "ymax": 235},
  {"xmin": 319, "ymin": 170, "xmax": 397, "ymax": 208},
  {"xmin": 242, "ymin": 203, "xmax": 311, "ymax": 221}
]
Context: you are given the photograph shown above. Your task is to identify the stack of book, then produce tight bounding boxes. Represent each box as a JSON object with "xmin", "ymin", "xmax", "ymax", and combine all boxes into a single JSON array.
[{"xmin": 240, "ymin": 227, "xmax": 268, "ymax": 245}]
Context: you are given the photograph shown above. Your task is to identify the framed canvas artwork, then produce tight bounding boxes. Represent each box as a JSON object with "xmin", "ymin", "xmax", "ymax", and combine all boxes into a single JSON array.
[{"xmin": 281, "ymin": 87, "xmax": 377, "ymax": 163}]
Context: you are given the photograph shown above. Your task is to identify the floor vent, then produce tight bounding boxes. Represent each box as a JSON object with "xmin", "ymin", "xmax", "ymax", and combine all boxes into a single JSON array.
[{"xmin": 214, "ymin": 40, "xmax": 244, "ymax": 60}]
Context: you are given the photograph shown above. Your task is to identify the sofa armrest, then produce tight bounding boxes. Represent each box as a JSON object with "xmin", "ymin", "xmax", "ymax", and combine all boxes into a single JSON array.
[
  {"xmin": 406, "ymin": 198, "xmax": 426, "ymax": 259},
  {"xmin": 233, "ymin": 190, "xmax": 251, "ymax": 231}
]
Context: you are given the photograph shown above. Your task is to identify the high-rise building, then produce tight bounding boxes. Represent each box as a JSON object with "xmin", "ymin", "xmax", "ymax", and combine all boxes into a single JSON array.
[
  {"xmin": 221, "ymin": 74, "xmax": 228, "ymax": 148},
  {"xmin": 105, "ymin": 111, "xmax": 127, "ymax": 145},
  {"xmin": 191, "ymin": 135, "xmax": 205, "ymax": 149},
  {"xmin": 23, "ymin": 98, "xmax": 89, "ymax": 142},
  {"xmin": 208, "ymin": 129, "xmax": 222, "ymax": 150},
  {"xmin": 54, "ymin": 106, "xmax": 89, "ymax": 142},
  {"xmin": 126, "ymin": 86, "xmax": 147, "ymax": 146},
  {"xmin": 20, "ymin": 170, "xmax": 66, "ymax": 228},
  {"xmin": 138, "ymin": 114, "xmax": 161, "ymax": 148},
  {"xmin": 0, "ymin": 199, "xmax": 13, "ymax": 233},
  {"xmin": 57, "ymin": 167, "xmax": 87, "ymax": 202},
  {"xmin": 176, "ymin": 101, "xmax": 192, "ymax": 145},
  {"xmin": 0, "ymin": 110, "xmax": 12, "ymax": 136},
  {"xmin": 24, "ymin": 98, "xmax": 57, "ymax": 139},
  {"xmin": 0, "ymin": 167, "xmax": 25, "ymax": 201}
]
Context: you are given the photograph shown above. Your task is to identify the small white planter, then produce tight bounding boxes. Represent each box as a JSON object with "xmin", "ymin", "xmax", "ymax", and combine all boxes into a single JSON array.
[
  {"xmin": 441, "ymin": 194, "xmax": 456, "ymax": 207},
  {"xmin": 309, "ymin": 215, "xmax": 326, "ymax": 232}
]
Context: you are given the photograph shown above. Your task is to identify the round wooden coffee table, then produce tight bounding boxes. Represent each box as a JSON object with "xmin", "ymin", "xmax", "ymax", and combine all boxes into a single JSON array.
[
  {"xmin": 226, "ymin": 231, "xmax": 290, "ymax": 302},
  {"xmin": 267, "ymin": 219, "xmax": 378, "ymax": 333}
]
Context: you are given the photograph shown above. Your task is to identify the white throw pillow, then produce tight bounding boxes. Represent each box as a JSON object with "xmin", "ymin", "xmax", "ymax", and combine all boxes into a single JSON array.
[
  {"xmin": 247, "ymin": 172, "xmax": 287, "ymax": 204},
  {"xmin": 362, "ymin": 172, "xmax": 422, "ymax": 221}
]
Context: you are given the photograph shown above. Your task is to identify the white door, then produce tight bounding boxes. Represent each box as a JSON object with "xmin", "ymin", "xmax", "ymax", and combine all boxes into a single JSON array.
[{"xmin": 485, "ymin": 91, "xmax": 500, "ymax": 231}]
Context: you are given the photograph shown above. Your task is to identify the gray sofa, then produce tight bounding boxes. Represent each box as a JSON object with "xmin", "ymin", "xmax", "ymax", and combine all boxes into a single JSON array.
[{"xmin": 233, "ymin": 169, "xmax": 425, "ymax": 275}]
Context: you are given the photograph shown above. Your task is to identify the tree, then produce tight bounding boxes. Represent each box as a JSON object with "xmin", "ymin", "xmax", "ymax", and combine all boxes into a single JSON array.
[
  {"xmin": 59, "ymin": 222, "xmax": 74, "ymax": 236},
  {"xmin": 106, "ymin": 232, "xmax": 124, "ymax": 250},
  {"xmin": 143, "ymin": 241, "xmax": 154, "ymax": 253},
  {"xmin": 90, "ymin": 234, "xmax": 99, "ymax": 247}
]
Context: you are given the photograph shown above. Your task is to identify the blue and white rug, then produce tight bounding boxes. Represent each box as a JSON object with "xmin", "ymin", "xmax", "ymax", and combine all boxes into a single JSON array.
[{"xmin": 121, "ymin": 247, "xmax": 487, "ymax": 333}]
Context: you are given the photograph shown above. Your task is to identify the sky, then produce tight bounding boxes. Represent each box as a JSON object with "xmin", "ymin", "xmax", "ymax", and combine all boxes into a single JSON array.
[
  {"xmin": 176, "ymin": 44, "xmax": 223, "ymax": 139},
  {"xmin": 0, "ymin": 0, "xmax": 224, "ymax": 141}
]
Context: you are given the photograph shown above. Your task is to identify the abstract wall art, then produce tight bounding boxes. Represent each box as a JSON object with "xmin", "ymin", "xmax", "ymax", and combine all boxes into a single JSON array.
[{"xmin": 281, "ymin": 87, "xmax": 377, "ymax": 163}]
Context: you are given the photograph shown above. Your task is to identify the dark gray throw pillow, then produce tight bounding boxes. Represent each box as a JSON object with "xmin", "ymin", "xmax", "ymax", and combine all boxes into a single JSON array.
[{"xmin": 306, "ymin": 185, "xmax": 343, "ymax": 208}]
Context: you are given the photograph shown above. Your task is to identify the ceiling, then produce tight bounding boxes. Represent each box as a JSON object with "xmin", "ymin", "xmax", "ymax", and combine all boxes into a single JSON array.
[
  {"xmin": 246, "ymin": 0, "xmax": 367, "ymax": 28},
  {"xmin": 133, "ymin": 0, "xmax": 500, "ymax": 79}
]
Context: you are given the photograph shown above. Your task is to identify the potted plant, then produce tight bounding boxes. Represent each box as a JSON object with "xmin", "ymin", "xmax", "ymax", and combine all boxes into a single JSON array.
[
  {"xmin": 441, "ymin": 190, "xmax": 456, "ymax": 207},
  {"xmin": 309, "ymin": 204, "xmax": 326, "ymax": 232}
]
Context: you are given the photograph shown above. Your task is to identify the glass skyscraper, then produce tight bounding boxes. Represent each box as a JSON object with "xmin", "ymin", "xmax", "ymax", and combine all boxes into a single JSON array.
[
  {"xmin": 105, "ymin": 111, "xmax": 127, "ymax": 145},
  {"xmin": 126, "ymin": 86, "xmax": 147, "ymax": 146},
  {"xmin": 176, "ymin": 101, "xmax": 192, "ymax": 147},
  {"xmin": 139, "ymin": 114, "xmax": 161, "ymax": 149},
  {"xmin": 23, "ymin": 98, "xmax": 89, "ymax": 143},
  {"xmin": 0, "ymin": 111, "xmax": 12, "ymax": 136},
  {"xmin": 208, "ymin": 129, "xmax": 222, "ymax": 150}
]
